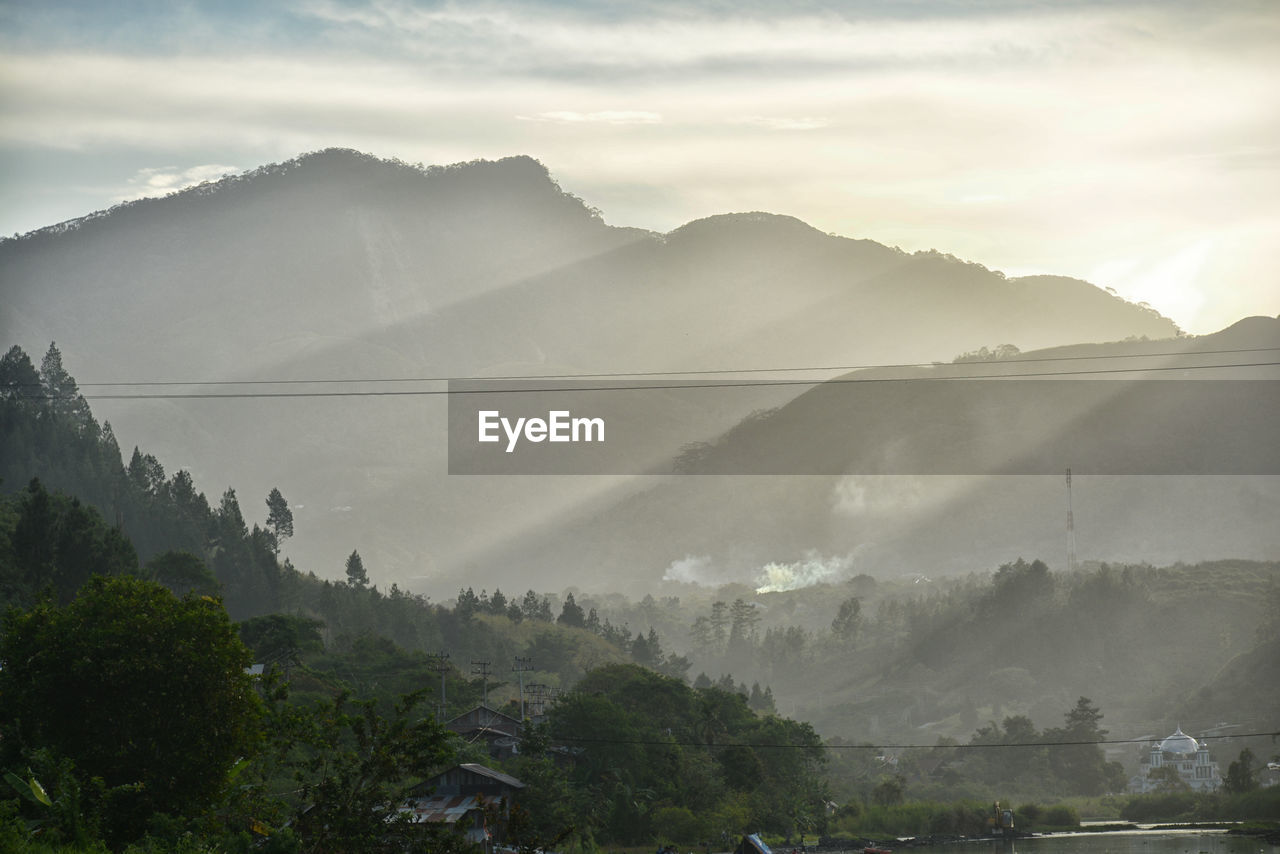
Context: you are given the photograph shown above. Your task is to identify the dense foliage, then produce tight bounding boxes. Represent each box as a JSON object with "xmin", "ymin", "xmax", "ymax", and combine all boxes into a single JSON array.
[{"xmin": 0, "ymin": 576, "xmax": 261, "ymax": 845}]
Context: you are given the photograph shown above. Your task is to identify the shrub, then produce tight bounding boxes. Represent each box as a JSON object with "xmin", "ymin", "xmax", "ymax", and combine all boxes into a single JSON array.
[
  {"xmin": 650, "ymin": 806, "xmax": 703, "ymax": 846},
  {"xmin": 1041, "ymin": 805, "xmax": 1079, "ymax": 828}
]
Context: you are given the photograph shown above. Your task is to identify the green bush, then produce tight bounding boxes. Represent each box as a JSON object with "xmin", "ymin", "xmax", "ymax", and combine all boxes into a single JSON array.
[
  {"xmin": 832, "ymin": 800, "xmax": 995, "ymax": 838},
  {"xmin": 650, "ymin": 806, "xmax": 703, "ymax": 846},
  {"xmin": 1119, "ymin": 791, "xmax": 1199, "ymax": 822},
  {"xmin": 1041, "ymin": 805, "xmax": 1079, "ymax": 827}
]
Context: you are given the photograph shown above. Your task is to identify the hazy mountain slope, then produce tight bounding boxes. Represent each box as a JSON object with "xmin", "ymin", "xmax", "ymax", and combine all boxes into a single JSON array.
[
  {"xmin": 470, "ymin": 318, "xmax": 1279, "ymax": 593},
  {"xmin": 0, "ymin": 148, "xmax": 1212, "ymax": 594}
]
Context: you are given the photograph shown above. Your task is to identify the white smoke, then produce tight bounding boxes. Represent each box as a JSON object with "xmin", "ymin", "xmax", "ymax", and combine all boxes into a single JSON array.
[
  {"xmin": 754, "ymin": 551, "xmax": 854, "ymax": 593},
  {"xmin": 663, "ymin": 554, "xmax": 717, "ymax": 585},
  {"xmin": 831, "ymin": 475, "xmax": 972, "ymax": 518}
]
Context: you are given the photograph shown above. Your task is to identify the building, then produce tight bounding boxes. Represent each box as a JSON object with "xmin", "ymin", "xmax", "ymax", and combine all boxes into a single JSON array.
[
  {"xmin": 444, "ymin": 705, "xmax": 523, "ymax": 759},
  {"xmin": 1130, "ymin": 726, "xmax": 1222, "ymax": 792},
  {"xmin": 402, "ymin": 763, "xmax": 525, "ymax": 851}
]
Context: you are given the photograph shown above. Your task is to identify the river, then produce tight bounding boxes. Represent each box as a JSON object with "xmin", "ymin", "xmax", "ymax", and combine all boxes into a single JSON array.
[{"xmin": 836, "ymin": 828, "xmax": 1279, "ymax": 853}]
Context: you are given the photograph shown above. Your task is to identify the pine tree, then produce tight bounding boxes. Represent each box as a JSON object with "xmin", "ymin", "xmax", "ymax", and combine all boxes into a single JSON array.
[
  {"xmin": 557, "ymin": 592, "xmax": 586, "ymax": 628},
  {"xmin": 39, "ymin": 342, "xmax": 92, "ymax": 424},
  {"xmin": 265, "ymin": 488, "xmax": 294, "ymax": 556},
  {"xmin": 345, "ymin": 549, "xmax": 368, "ymax": 589}
]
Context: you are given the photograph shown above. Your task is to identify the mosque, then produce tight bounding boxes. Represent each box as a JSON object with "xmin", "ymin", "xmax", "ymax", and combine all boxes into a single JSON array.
[{"xmin": 1130, "ymin": 726, "xmax": 1222, "ymax": 792}]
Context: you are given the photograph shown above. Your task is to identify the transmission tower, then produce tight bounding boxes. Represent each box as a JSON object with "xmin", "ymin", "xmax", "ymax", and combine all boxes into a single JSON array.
[
  {"xmin": 526, "ymin": 683, "xmax": 548, "ymax": 718},
  {"xmin": 1066, "ymin": 468, "xmax": 1077, "ymax": 573}
]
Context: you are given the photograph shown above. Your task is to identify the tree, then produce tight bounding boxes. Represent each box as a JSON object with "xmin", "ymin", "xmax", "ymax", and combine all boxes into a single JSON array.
[
  {"xmin": 1147, "ymin": 764, "xmax": 1191, "ymax": 792},
  {"xmin": 288, "ymin": 689, "xmax": 459, "ymax": 853},
  {"xmin": 38, "ymin": 342, "xmax": 92, "ymax": 424},
  {"xmin": 127, "ymin": 447, "xmax": 166, "ymax": 496},
  {"xmin": 455, "ymin": 586, "xmax": 480, "ymax": 620},
  {"xmin": 0, "ymin": 344, "xmax": 42, "ymax": 402},
  {"xmin": 145, "ymin": 549, "xmax": 220, "ymax": 597},
  {"xmin": 989, "ymin": 558, "xmax": 1055, "ymax": 610},
  {"xmin": 265, "ymin": 487, "xmax": 294, "ymax": 556},
  {"xmin": 1045, "ymin": 697, "xmax": 1122, "ymax": 795},
  {"xmin": 709, "ymin": 600, "xmax": 729, "ymax": 646},
  {"xmin": 871, "ymin": 774, "xmax": 905, "ymax": 806},
  {"xmin": 1223, "ymin": 748, "xmax": 1259, "ymax": 794},
  {"xmin": 557, "ymin": 591, "xmax": 586, "ymax": 628},
  {"xmin": 0, "ymin": 575, "xmax": 261, "ymax": 844},
  {"xmin": 216, "ymin": 487, "xmax": 248, "ymax": 540},
  {"xmin": 239, "ymin": 613, "xmax": 325, "ymax": 666},
  {"xmin": 630, "ymin": 630, "xmax": 655, "ymax": 666},
  {"xmin": 7, "ymin": 478, "xmax": 138, "ymax": 604},
  {"xmin": 521, "ymin": 589, "xmax": 552, "ymax": 622},
  {"xmin": 831, "ymin": 596, "xmax": 861, "ymax": 644},
  {"xmin": 728, "ymin": 598, "xmax": 759, "ymax": 648},
  {"xmin": 346, "ymin": 549, "xmax": 368, "ymax": 589}
]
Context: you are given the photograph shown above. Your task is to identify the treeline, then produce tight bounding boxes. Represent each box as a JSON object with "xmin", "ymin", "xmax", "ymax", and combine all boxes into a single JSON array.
[
  {"xmin": 2, "ymin": 344, "xmax": 829, "ymax": 850},
  {"xmin": 603, "ymin": 556, "xmax": 1280, "ymax": 765},
  {"xmin": 0, "ymin": 344, "xmax": 642, "ymax": 695},
  {"xmin": 0, "ymin": 572, "xmax": 826, "ymax": 852},
  {"xmin": 0, "ymin": 343, "xmax": 730, "ymax": 711}
]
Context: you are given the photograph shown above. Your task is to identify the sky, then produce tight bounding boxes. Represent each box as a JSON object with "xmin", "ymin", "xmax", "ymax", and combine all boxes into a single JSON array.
[{"xmin": 1, "ymin": 0, "xmax": 1277, "ymax": 335}]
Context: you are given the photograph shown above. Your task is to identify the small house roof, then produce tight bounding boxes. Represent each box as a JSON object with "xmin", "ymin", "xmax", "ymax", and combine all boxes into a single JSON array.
[{"xmin": 457, "ymin": 763, "xmax": 525, "ymax": 789}]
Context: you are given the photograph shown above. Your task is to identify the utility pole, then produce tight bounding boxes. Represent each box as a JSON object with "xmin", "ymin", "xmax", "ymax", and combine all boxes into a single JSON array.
[
  {"xmin": 471, "ymin": 659, "xmax": 492, "ymax": 708},
  {"xmin": 1066, "ymin": 468, "xmax": 1077, "ymax": 573},
  {"xmin": 429, "ymin": 650, "xmax": 451, "ymax": 721},
  {"xmin": 512, "ymin": 656, "xmax": 534, "ymax": 721}
]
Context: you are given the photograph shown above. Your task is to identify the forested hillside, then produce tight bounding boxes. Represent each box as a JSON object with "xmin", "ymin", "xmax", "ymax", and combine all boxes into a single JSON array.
[
  {"xmin": 2, "ymin": 341, "xmax": 1276, "ymax": 851},
  {"xmin": 1, "ymin": 342, "xmax": 834, "ymax": 850},
  {"xmin": 4, "ymin": 339, "xmax": 1276, "ymax": 747}
]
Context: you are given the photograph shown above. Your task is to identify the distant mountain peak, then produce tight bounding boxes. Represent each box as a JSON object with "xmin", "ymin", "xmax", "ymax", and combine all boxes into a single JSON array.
[
  {"xmin": 3, "ymin": 150, "xmax": 590, "ymax": 246},
  {"xmin": 668, "ymin": 211, "xmax": 820, "ymax": 237}
]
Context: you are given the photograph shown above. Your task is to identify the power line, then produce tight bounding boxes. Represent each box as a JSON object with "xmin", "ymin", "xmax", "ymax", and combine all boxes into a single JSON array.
[
  {"xmin": 34, "ymin": 359, "xmax": 1280, "ymax": 401},
  {"xmin": 60, "ymin": 345, "xmax": 1280, "ymax": 388}
]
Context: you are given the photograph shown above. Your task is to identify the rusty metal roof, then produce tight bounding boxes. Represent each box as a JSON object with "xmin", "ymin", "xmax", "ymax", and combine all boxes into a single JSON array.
[{"xmin": 403, "ymin": 794, "xmax": 482, "ymax": 824}]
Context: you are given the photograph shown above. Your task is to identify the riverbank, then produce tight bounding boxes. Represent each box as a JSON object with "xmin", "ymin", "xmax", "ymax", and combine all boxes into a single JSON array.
[{"xmin": 808, "ymin": 820, "xmax": 1280, "ymax": 850}]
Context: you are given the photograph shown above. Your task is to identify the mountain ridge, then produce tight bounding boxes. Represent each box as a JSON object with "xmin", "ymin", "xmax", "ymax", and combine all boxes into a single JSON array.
[{"xmin": 2, "ymin": 148, "xmax": 1239, "ymax": 596}]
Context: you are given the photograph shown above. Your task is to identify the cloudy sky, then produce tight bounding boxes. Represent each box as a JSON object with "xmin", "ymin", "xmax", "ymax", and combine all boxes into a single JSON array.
[{"xmin": 1, "ymin": 0, "xmax": 1276, "ymax": 334}]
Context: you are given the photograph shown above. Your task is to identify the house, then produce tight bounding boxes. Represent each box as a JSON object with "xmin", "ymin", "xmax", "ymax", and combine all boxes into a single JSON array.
[
  {"xmin": 402, "ymin": 763, "xmax": 525, "ymax": 851},
  {"xmin": 445, "ymin": 705, "xmax": 523, "ymax": 759}
]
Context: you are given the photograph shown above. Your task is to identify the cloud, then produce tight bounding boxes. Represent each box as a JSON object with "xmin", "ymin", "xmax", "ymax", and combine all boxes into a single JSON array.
[
  {"xmin": 117, "ymin": 163, "xmax": 240, "ymax": 201},
  {"xmin": 734, "ymin": 116, "xmax": 831, "ymax": 131},
  {"xmin": 519, "ymin": 110, "xmax": 662, "ymax": 125}
]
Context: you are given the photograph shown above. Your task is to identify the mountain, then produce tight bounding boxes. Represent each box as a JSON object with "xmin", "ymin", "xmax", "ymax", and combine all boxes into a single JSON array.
[
  {"xmin": 473, "ymin": 317, "xmax": 1279, "ymax": 590},
  {"xmin": 3, "ymin": 148, "xmax": 1243, "ymax": 596}
]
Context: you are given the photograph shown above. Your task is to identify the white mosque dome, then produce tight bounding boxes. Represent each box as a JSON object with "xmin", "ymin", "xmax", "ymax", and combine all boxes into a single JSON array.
[{"xmin": 1158, "ymin": 726, "xmax": 1201, "ymax": 755}]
